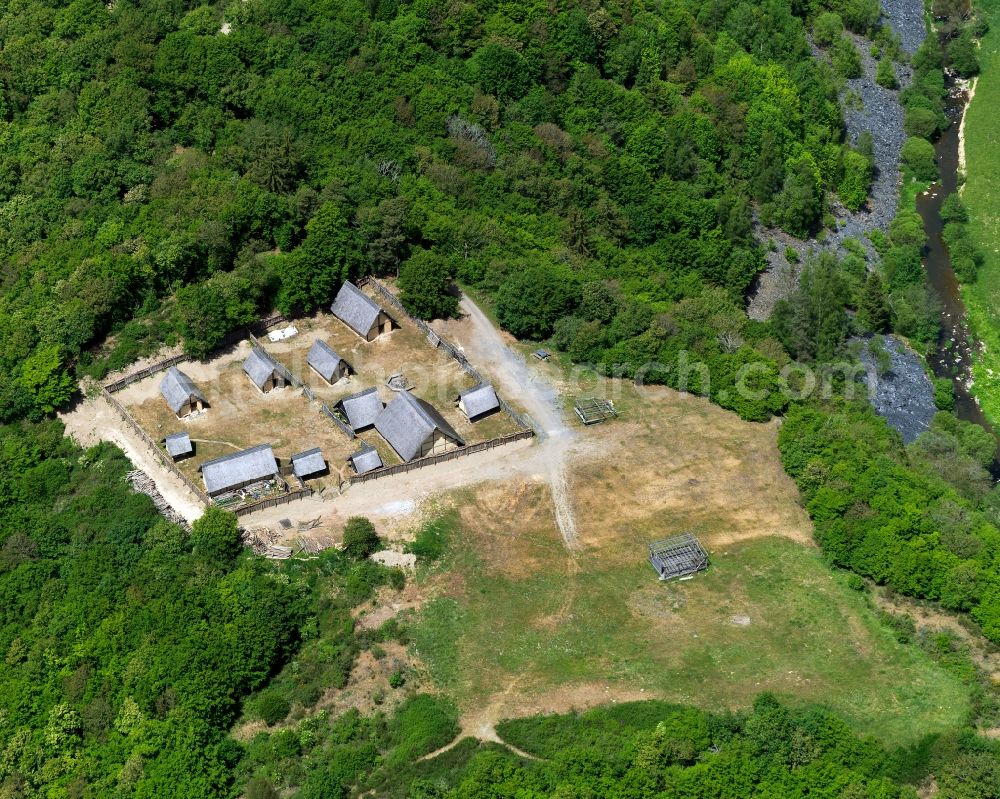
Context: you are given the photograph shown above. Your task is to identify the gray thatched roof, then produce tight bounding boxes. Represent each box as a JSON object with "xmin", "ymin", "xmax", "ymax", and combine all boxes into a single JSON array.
[
  {"xmin": 307, "ymin": 340, "xmax": 346, "ymax": 382},
  {"xmin": 348, "ymin": 443, "xmax": 383, "ymax": 475},
  {"xmin": 159, "ymin": 366, "xmax": 206, "ymax": 414},
  {"xmin": 458, "ymin": 383, "xmax": 500, "ymax": 419},
  {"xmin": 243, "ymin": 347, "xmax": 291, "ymax": 389},
  {"xmin": 164, "ymin": 432, "xmax": 193, "ymax": 458},
  {"xmin": 291, "ymin": 447, "xmax": 326, "ymax": 478},
  {"xmin": 330, "ymin": 282, "xmax": 384, "ymax": 337},
  {"xmin": 375, "ymin": 391, "xmax": 464, "ymax": 462},
  {"xmin": 200, "ymin": 444, "xmax": 278, "ymax": 495},
  {"xmin": 336, "ymin": 387, "xmax": 384, "ymax": 431}
]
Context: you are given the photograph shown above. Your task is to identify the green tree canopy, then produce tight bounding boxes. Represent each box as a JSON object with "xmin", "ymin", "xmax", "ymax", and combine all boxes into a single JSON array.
[
  {"xmin": 399, "ymin": 249, "xmax": 459, "ymax": 320},
  {"xmin": 342, "ymin": 517, "xmax": 381, "ymax": 560},
  {"xmin": 192, "ymin": 506, "xmax": 243, "ymax": 566}
]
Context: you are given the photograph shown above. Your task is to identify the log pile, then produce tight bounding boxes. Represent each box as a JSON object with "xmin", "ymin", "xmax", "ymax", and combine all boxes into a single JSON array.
[
  {"xmin": 297, "ymin": 531, "xmax": 338, "ymax": 555},
  {"xmin": 124, "ymin": 470, "xmax": 190, "ymax": 531},
  {"xmin": 241, "ymin": 526, "xmax": 293, "ymax": 559}
]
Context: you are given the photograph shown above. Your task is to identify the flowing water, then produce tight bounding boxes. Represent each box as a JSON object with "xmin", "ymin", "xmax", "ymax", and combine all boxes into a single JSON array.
[{"xmin": 915, "ymin": 82, "xmax": 1000, "ymax": 469}]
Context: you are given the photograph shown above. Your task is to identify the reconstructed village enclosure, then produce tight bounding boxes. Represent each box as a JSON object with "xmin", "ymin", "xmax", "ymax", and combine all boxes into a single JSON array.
[{"xmin": 107, "ymin": 280, "xmax": 530, "ymax": 515}]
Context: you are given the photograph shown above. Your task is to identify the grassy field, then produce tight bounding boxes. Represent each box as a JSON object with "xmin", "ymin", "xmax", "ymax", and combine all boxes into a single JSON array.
[
  {"xmin": 961, "ymin": 0, "xmax": 1000, "ymax": 422},
  {"xmin": 410, "ymin": 508, "xmax": 969, "ymax": 746},
  {"xmin": 410, "ymin": 501, "xmax": 970, "ymax": 747}
]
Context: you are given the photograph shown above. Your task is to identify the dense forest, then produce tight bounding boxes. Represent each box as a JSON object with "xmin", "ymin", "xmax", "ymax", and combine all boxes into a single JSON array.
[
  {"xmin": 0, "ymin": 0, "xmax": 890, "ymax": 424},
  {"xmin": 0, "ymin": 0, "xmax": 980, "ymax": 423}
]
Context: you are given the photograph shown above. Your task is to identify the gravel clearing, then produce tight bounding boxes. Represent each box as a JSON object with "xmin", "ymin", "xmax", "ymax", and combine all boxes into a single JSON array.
[
  {"xmin": 856, "ymin": 335, "xmax": 936, "ymax": 443},
  {"xmin": 747, "ymin": 0, "xmax": 926, "ymax": 321},
  {"xmin": 880, "ymin": 0, "xmax": 928, "ymax": 56}
]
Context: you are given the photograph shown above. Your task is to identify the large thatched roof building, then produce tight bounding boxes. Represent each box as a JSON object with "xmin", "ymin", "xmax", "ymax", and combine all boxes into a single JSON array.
[
  {"xmin": 375, "ymin": 391, "xmax": 464, "ymax": 462},
  {"xmin": 200, "ymin": 444, "xmax": 278, "ymax": 496},
  {"xmin": 159, "ymin": 366, "xmax": 208, "ymax": 417},
  {"xmin": 243, "ymin": 347, "xmax": 293, "ymax": 392},
  {"xmin": 307, "ymin": 340, "xmax": 350, "ymax": 384},
  {"xmin": 330, "ymin": 282, "xmax": 396, "ymax": 341}
]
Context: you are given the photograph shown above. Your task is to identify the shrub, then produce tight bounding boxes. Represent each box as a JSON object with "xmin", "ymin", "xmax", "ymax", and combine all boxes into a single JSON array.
[
  {"xmin": 342, "ymin": 517, "xmax": 381, "ymax": 560},
  {"xmin": 934, "ymin": 377, "xmax": 956, "ymax": 411},
  {"xmin": 256, "ymin": 692, "xmax": 291, "ymax": 726},
  {"xmin": 246, "ymin": 776, "xmax": 280, "ymax": 799},
  {"xmin": 941, "ymin": 194, "xmax": 969, "ymax": 224},
  {"xmin": 839, "ymin": 149, "xmax": 872, "ymax": 211},
  {"xmin": 386, "ymin": 695, "xmax": 460, "ymax": 766},
  {"xmin": 948, "ymin": 31, "xmax": 980, "ymax": 76},
  {"xmin": 389, "ymin": 670, "xmax": 406, "ymax": 688},
  {"xmin": 875, "ymin": 58, "xmax": 898, "ymax": 88},
  {"xmin": 832, "ymin": 37, "xmax": 863, "ymax": 79},
  {"xmin": 407, "ymin": 515, "xmax": 454, "ymax": 561},
  {"xmin": 904, "ymin": 106, "xmax": 940, "ymax": 139},
  {"xmin": 901, "ymin": 136, "xmax": 938, "ymax": 181},
  {"xmin": 838, "ymin": 0, "xmax": 880, "ymax": 33},
  {"xmin": 813, "ymin": 12, "xmax": 844, "ymax": 46}
]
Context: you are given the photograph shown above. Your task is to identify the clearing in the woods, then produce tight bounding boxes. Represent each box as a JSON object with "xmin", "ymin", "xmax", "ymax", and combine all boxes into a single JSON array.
[{"xmin": 405, "ymin": 380, "xmax": 970, "ymax": 748}]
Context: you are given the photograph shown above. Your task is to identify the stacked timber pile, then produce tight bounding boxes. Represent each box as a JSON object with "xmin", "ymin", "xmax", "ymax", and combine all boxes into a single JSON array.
[
  {"xmin": 295, "ymin": 518, "xmax": 336, "ymax": 555},
  {"xmin": 241, "ymin": 526, "xmax": 293, "ymax": 559},
  {"xmin": 124, "ymin": 470, "xmax": 190, "ymax": 531}
]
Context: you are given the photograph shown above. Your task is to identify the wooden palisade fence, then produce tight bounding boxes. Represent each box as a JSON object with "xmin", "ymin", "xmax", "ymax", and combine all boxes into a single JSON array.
[
  {"xmin": 102, "ymin": 388, "xmax": 212, "ymax": 506},
  {"xmin": 102, "ymin": 286, "xmax": 537, "ymax": 518},
  {"xmin": 233, "ymin": 488, "xmax": 313, "ymax": 518},
  {"xmin": 349, "ymin": 428, "xmax": 534, "ymax": 484}
]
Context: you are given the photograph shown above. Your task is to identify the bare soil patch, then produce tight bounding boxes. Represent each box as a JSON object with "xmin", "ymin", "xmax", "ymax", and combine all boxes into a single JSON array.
[{"xmin": 455, "ymin": 480, "xmax": 559, "ymax": 580}]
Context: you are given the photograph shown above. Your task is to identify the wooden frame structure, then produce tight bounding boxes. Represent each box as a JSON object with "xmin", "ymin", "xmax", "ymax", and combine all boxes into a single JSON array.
[
  {"xmin": 648, "ymin": 533, "xmax": 709, "ymax": 581},
  {"xmin": 574, "ymin": 397, "xmax": 617, "ymax": 425}
]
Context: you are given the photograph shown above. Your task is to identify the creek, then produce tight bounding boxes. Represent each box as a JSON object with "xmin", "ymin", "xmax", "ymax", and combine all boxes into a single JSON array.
[{"xmin": 915, "ymin": 81, "xmax": 1000, "ymax": 468}]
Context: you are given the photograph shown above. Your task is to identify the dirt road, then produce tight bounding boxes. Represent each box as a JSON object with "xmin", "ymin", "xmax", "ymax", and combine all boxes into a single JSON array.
[
  {"xmin": 60, "ymin": 392, "xmax": 205, "ymax": 524},
  {"xmin": 450, "ymin": 296, "xmax": 580, "ymax": 549},
  {"xmin": 455, "ymin": 297, "xmax": 568, "ymax": 439}
]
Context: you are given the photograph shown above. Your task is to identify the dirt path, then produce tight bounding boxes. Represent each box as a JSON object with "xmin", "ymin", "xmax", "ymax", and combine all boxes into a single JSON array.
[
  {"xmin": 59, "ymin": 392, "xmax": 205, "ymax": 524},
  {"xmin": 421, "ymin": 678, "xmax": 541, "ymax": 762},
  {"xmin": 454, "ymin": 297, "xmax": 569, "ymax": 440},
  {"xmin": 448, "ymin": 296, "xmax": 581, "ymax": 550}
]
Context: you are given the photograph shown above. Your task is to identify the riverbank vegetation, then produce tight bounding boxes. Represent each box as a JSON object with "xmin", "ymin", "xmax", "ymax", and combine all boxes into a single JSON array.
[{"xmin": 961, "ymin": 0, "xmax": 1000, "ymax": 424}]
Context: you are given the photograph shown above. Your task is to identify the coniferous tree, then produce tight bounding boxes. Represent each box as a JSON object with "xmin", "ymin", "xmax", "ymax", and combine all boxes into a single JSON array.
[{"xmin": 859, "ymin": 272, "xmax": 892, "ymax": 332}]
